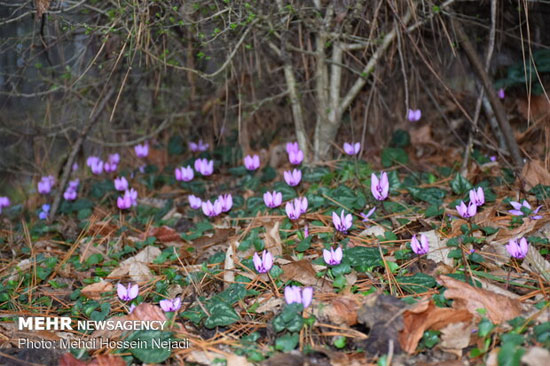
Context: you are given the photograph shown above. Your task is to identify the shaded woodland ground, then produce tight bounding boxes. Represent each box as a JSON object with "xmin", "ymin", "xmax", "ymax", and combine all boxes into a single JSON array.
[{"xmin": 1, "ymin": 1, "xmax": 550, "ymax": 366}]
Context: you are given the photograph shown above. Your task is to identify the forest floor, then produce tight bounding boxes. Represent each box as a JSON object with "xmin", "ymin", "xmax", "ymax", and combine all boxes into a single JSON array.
[{"xmin": 1, "ymin": 134, "xmax": 550, "ymax": 366}]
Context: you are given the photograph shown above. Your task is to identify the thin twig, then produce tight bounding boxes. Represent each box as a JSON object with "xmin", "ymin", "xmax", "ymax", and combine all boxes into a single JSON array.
[
  {"xmin": 48, "ymin": 88, "xmax": 115, "ymax": 221},
  {"xmin": 452, "ymin": 18, "xmax": 523, "ymax": 169}
]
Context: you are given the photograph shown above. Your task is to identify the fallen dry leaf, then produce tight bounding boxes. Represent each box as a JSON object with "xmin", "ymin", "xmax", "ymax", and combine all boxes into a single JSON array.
[
  {"xmin": 224, "ymin": 241, "xmax": 235, "ymax": 289},
  {"xmin": 108, "ymin": 246, "xmax": 161, "ymax": 282},
  {"xmin": 521, "ymin": 347, "xmax": 550, "ymax": 366},
  {"xmin": 398, "ymin": 299, "xmax": 472, "ymax": 354},
  {"xmin": 144, "ymin": 225, "xmax": 182, "ymax": 243},
  {"xmin": 423, "ymin": 230, "xmax": 453, "ymax": 267},
  {"xmin": 280, "ymin": 260, "xmax": 319, "ymax": 287},
  {"xmin": 191, "ymin": 228, "xmax": 235, "ymax": 249},
  {"xmin": 438, "ymin": 321, "xmax": 476, "ymax": 355},
  {"xmin": 127, "ymin": 303, "xmax": 167, "ymax": 323},
  {"xmin": 314, "ymin": 294, "xmax": 361, "ymax": 326},
  {"xmin": 81, "ymin": 281, "xmax": 113, "ymax": 300},
  {"xmin": 357, "ymin": 294, "xmax": 405, "ymax": 355},
  {"xmin": 521, "ymin": 160, "xmax": 550, "ymax": 190},
  {"xmin": 437, "ymin": 275, "xmax": 523, "ymax": 324},
  {"xmin": 262, "ymin": 220, "xmax": 283, "ymax": 257},
  {"xmin": 494, "ymin": 217, "xmax": 539, "ymax": 244},
  {"xmin": 410, "ymin": 124, "xmax": 437, "ymax": 146},
  {"xmin": 254, "ymin": 295, "xmax": 284, "ymax": 313}
]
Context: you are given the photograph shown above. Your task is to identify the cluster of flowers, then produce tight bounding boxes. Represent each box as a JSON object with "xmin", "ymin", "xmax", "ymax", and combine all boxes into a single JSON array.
[
  {"xmin": 117, "ymin": 188, "xmax": 138, "ymax": 210},
  {"xmin": 63, "ymin": 179, "xmax": 80, "ymax": 201},
  {"xmin": 285, "ymin": 197, "xmax": 308, "ymax": 220},
  {"xmin": 456, "ymin": 187, "xmax": 485, "ymax": 218},
  {"xmin": 38, "ymin": 175, "xmax": 55, "ymax": 194},
  {"xmin": 286, "ymin": 142, "xmax": 304, "ymax": 165},
  {"xmin": 187, "ymin": 194, "xmax": 233, "ymax": 217},
  {"xmin": 117, "ymin": 283, "xmax": 181, "ymax": 313},
  {"xmin": 506, "ymin": 237, "xmax": 529, "ymax": 259},
  {"xmin": 87, "ymin": 154, "xmax": 120, "ymax": 175},
  {"xmin": 174, "ymin": 158, "xmax": 215, "ymax": 182}
]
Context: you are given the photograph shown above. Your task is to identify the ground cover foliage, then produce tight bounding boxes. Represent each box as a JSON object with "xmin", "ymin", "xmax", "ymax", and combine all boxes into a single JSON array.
[{"xmin": 1, "ymin": 132, "xmax": 550, "ymax": 366}]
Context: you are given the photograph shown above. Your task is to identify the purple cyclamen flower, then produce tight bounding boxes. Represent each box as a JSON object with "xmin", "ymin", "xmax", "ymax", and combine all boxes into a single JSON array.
[
  {"xmin": 508, "ymin": 200, "xmax": 541, "ymax": 220},
  {"xmin": 0, "ymin": 196, "xmax": 10, "ymax": 214},
  {"xmin": 189, "ymin": 140, "xmax": 209, "ymax": 152},
  {"xmin": 68, "ymin": 179, "xmax": 79, "ymax": 190},
  {"xmin": 108, "ymin": 153, "xmax": 120, "ymax": 165},
  {"xmin": 194, "ymin": 158, "xmax": 214, "ymax": 176},
  {"xmin": 86, "ymin": 156, "xmax": 100, "ymax": 168},
  {"xmin": 159, "ymin": 297, "xmax": 181, "ymax": 312},
  {"xmin": 103, "ymin": 161, "xmax": 118, "ymax": 173},
  {"xmin": 218, "ymin": 194, "xmax": 233, "ymax": 212},
  {"xmin": 127, "ymin": 188, "xmax": 138, "ymax": 206},
  {"xmin": 530, "ymin": 205, "xmax": 543, "ymax": 220},
  {"xmin": 244, "ymin": 154, "xmax": 260, "ymax": 171},
  {"xmin": 284, "ymin": 169, "xmax": 302, "ymax": 187},
  {"xmin": 175, "ymin": 166, "xmax": 194, "ymax": 182},
  {"xmin": 90, "ymin": 159, "xmax": 104, "ymax": 175},
  {"xmin": 72, "ymin": 162, "xmax": 79, "ymax": 171},
  {"xmin": 114, "ymin": 176, "xmax": 129, "ymax": 191},
  {"xmin": 128, "ymin": 304, "xmax": 136, "ymax": 314},
  {"xmin": 490, "ymin": 156, "xmax": 497, "ymax": 162},
  {"xmin": 202, "ymin": 199, "xmax": 222, "ymax": 217},
  {"xmin": 288, "ymin": 150, "xmax": 304, "ymax": 165},
  {"xmin": 284, "ymin": 286, "xmax": 313, "ymax": 308},
  {"xmin": 134, "ymin": 143, "xmax": 149, "ymax": 158},
  {"xmin": 285, "ymin": 200, "xmax": 301, "ymax": 220},
  {"xmin": 117, "ymin": 193, "xmax": 132, "ymax": 210},
  {"xmin": 456, "ymin": 200, "xmax": 477, "ymax": 218},
  {"xmin": 498, "ymin": 88, "xmax": 505, "ymax": 99},
  {"xmin": 63, "ymin": 188, "xmax": 77, "ymax": 201},
  {"xmin": 253, "ymin": 250, "xmax": 273, "ymax": 274},
  {"xmin": 286, "ymin": 142, "xmax": 300, "ymax": 154},
  {"xmin": 407, "ymin": 109, "xmax": 422, "ymax": 122},
  {"xmin": 343, "ymin": 142, "xmax": 360, "ymax": 155},
  {"xmin": 188, "ymin": 195, "xmax": 202, "ymax": 209},
  {"xmin": 38, "ymin": 176, "xmax": 54, "ymax": 194},
  {"xmin": 509, "ymin": 200, "xmax": 530, "ymax": 216},
  {"xmin": 296, "ymin": 197, "xmax": 308, "ymax": 214},
  {"xmin": 38, "ymin": 204, "xmax": 50, "ymax": 220},
  {"xmin": 117, "ymin": 189, "xmax": 138, "ymax": 210},
  {"xmin": 117, "ymin": 283, "xmax": 139, "ymax": 301},
  {"xmin": 103, "ymin": 153, "xmax": 120, "ymax": 173},
  {"xmin": 469, "ymin": 187, "xmax": 485, "ymax": 206},
  {"xmin": 263, "ymin": 191, "xmax": 283, "ymax": 208},
  {"xmin": 410, "ymin": 234, "xmax": 429, "ymax": 255},
  {"xmin": 506, "ymin": 237, "xmax": 529, "ymax": 259},
  {"xmin": 332, "ymin": 210, "xmax": 352, "ymax": 232},
  {"xmin": 371, "ymin": 172, "xmax": 389, "ymax": 201},
  {"xmin": 0, "ymin": 197, "xmax": 10, "ymax": 208},
  {"xmin": 323, "ymin": 247, "xmax": 343, "ymax": 266},
  {"xmin": 361, "ymin": 207, "xmax": 377, "ymax": 222},
  {"xmin": 304, "ymin": 224, "xmax": 309, "ymax": 238}
]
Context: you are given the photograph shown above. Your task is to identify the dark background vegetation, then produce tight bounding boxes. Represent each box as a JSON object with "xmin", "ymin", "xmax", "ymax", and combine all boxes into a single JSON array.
[{"xmin": 1, "ymin": 0, "xmax": 550, "ymax": 196}]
